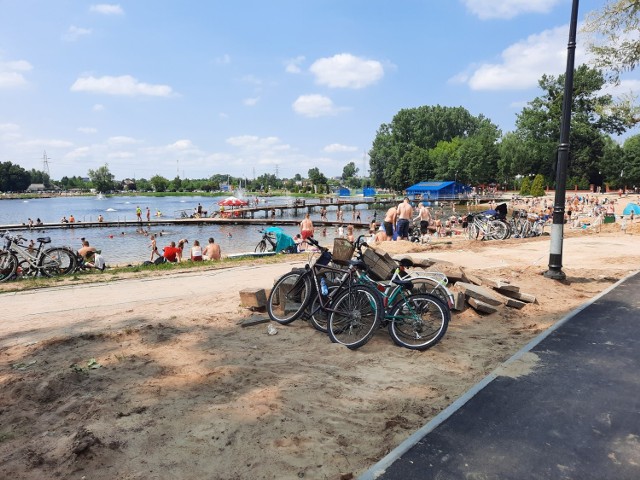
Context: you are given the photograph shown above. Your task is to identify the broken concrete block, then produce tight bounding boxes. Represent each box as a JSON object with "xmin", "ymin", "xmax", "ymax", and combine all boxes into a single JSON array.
[
  {"xmin": 240, "ymin": 288, "xmax": 267, "ymax": 309},
  {"xmin": 452, "ymin": 291, "xmax": 466, "ymax": 311},
  {"xmin": 495, "ymin": 288, "xmax": 537, "ymax": 304},
  {"xmin": 468, "ymin": 297, "xmax": 498, "ymax": 314},
  {"xmin": 456, "ymin": 282, "xmax": 503, "ymax": 306}
]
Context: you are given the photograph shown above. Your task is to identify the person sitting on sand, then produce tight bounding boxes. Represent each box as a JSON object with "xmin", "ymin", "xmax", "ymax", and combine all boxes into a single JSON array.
[
  {"xmin": 190, "ymin": 240, "xmax": 203, "ymax": 261},
  {"xmin": 203, "ymin": 238, "xmax": 221, "ymax": 260},
  {"xmin": 163, "ymin": 241, "xmax": 181, "ymax": 263}
]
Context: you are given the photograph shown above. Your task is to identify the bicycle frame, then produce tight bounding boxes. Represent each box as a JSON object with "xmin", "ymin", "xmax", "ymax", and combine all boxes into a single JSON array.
[
  {"xmin": 306, "ymin": 260, "xmax": 361, "ymax": 317},
  {"xmin": 3, "ymin": 235, "xmax": 48, "ymax": 270}
]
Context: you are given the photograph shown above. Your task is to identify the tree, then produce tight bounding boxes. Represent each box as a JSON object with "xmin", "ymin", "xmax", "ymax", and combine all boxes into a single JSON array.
[
  {"xmin": 530, "ymin": 174, "xmax": 546, "ymax": 197},
  {"xmin": 520, "ymin": 176, "xmax": 531, "ymax": 196},
  {"xmin": 622, "ymin": 134, "xmax": 640, "ymax": 187},
  {"xmin": 584, "ymin": 0, "xmax": 640, "ymax": 81},
  {"xmin": 0, "ymin": 161, "xmax": 31, "ymax": 192},
  {"xmin": 150, "ymin": 175, "xmax": 169, "ymax": 192},
  {"xmin": 341, "ymin": 162, "xmax": 359, "ymax": 182},
  {"xmin": 88, "ymin": 164, "xmax": 115, "ymax": 193},
  {"xmin": 308, "ymin": 167, "xmax": 327, "ymax": 185}
]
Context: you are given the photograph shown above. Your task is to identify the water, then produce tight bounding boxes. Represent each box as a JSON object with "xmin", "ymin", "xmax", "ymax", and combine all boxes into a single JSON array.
[{"xmin": 0, "ymin": 195, "xmax": 388, "ymax": 266}]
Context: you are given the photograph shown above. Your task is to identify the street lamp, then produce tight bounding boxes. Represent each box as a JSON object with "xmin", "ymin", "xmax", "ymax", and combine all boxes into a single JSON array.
[{"xmin": 544, "ymin": 0, "xmax": 579, "ymax": 281}]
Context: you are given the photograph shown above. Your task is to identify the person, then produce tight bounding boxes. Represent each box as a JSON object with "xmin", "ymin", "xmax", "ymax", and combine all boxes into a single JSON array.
[
  {"xmin": 369, "ymin": 219, "xmax": 377, "ymax": 235},
  {"xmin": 78, "ymin": 239, "xmax": 105, "ymax": 270},
  {"xmin": 293, "ymin": 234, "xmax": 306, "ymax": 252},
  {"xmin": 416, "ymin": 203, "xmax": 432, "ymax": 235},
  {"xmin": 177, "ymin": 239, "xmax": 188, "ymax": 261},
  {"xmin": 69, "ymin": 214, "xmax": 76, "ymax": 223},
  {"xmin": 337, "ymin": 225, "xmax": 345, "ymax": 237},
  {"xmin": 190, "ymin": 240, "xmax": 203, "ymax": 261},
  {"xmin": 60, "ymin": 216, "xmax": 69, "ymax": 223},
  {"xmin": 396, "ymin": 197, "xmax": 413, "ymax": 240},
  {"xmin": 383, "ymin": 206, "xmax": 397, "ymax": 241},
  {"xmin": 621, "ymin": 216, "xmax": 628, "ymax": 234},
  {"xmin": 163, "ymin": 241, "xmax": 181, "ymax": 262},
  {"xmin": 146, "ymin": 207, "xmax": 151, "ymax": 222},
  {"xmin": 149, "ymin": 234, "xmax": 160, "ymax": 261},
  {"xmin": 35, "ymin": 218, "xmax": 43, "ymax": 226},
  {"xmin": 156, "ymin": 209, "xmax": 162, "ymax": 217},
  {"xmin": 300, "ymin": 213, "xmax": 314, "ymax": 240},
  {"xmin": 356, "ymin": 210, "xmax": 361, "ymax": 222},
  {"xmin": 346, "ymin": 225, "xmax": 355, "ymax": 242},
  {"xmin": 97, "ymin": 214, "xmax": 104, "ymax": 223},
  {"xmin": 203, "ymin": 237, "xmax": 221, "ymax": 260},
  {"xmin": 136, "ymin": 206, "xmax": 142, "ymax": 222},
  {"xmin": 197, "ymin": 203, "xmax": 203, "ymax": 216},
  {"xmin": 27, "ymin": 218, "xmax": 33, "ymax": 229}
]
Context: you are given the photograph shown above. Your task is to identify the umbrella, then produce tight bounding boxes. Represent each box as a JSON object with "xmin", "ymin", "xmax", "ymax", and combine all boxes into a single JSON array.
[{"xmin": 218, "ymin": 196, "xmax": 248, "ymax": 207}]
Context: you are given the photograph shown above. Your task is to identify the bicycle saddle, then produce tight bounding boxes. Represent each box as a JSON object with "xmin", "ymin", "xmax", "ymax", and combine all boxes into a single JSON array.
[
  {"xmin": 37, "ymin": 237, "xmax": 51, "ymax": 244},
  {"xmin": 392, "ymin": 278, "xmax": 414, "ymax": 289}
]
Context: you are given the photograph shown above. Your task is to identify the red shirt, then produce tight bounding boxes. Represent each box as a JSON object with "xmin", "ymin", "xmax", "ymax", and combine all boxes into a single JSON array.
[{"xmin": 163, "ymin": 246, "xmax": 181, "ymax": 262}]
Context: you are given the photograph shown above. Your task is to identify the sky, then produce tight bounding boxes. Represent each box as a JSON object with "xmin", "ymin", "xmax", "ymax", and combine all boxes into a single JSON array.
[{"xmin": 1, "ymin": 0, "xmax": 639, "ymax": 182}]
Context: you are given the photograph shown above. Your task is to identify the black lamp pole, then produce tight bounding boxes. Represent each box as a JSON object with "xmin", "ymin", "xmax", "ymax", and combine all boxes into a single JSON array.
[{"xmin": 544, "ymin": 0, "xmax": 580, "ymax": 281}]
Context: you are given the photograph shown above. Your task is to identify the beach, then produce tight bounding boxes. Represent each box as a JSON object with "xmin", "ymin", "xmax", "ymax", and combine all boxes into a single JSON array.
[{"xmin": 0, "ymin": 194, "xmax": 639, "ymax": 479}]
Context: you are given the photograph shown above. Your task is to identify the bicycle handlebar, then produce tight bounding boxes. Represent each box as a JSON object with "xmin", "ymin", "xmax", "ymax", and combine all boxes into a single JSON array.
[{"xmin": 305, "ymin": 236, "xmax": 328, "ymax": 252}]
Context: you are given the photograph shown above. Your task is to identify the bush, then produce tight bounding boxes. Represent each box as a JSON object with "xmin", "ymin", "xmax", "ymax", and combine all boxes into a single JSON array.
[
  {"xmin": 520, "ymin": 177, "xmax": 531, "ymax": 196},
  {"xmin": 530, "ymin": 174, "xmax": 546, "ymax": 197}
]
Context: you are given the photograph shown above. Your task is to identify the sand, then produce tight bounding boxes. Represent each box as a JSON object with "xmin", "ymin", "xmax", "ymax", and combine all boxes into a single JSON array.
[{"xmin": 0, "ymin": 193, "xmax": 639, "ymax": 480}]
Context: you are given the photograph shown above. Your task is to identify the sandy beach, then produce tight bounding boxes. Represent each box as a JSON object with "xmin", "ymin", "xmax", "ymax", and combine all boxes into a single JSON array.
[{"xmin": 1, "ymin": 194, "xmax": 639, "ymax": 480}]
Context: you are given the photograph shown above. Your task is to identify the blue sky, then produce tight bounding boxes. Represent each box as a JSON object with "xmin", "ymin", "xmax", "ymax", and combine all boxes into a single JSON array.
[{"xmin": 1, "ymin": 0, "xmax": 638, "ymax": 181}]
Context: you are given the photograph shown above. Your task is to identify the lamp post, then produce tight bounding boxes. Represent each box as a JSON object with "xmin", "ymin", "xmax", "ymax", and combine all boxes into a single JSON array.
[{"xmin": 544, "ymin": 0, "xmax": 579, "ymax": 281}]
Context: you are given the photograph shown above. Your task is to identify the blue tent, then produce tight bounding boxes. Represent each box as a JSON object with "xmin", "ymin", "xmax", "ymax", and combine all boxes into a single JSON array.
[
  {"xmin": 623, "ymin": 203, "xmax": 640, "ymax": 215},
  {"xmin": 406, "ymin": 181, "xmax": 471, "ymax": 201}
]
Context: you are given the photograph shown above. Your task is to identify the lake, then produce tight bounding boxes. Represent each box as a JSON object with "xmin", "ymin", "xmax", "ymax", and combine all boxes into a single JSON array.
[{"xmin": 0, "ymin": 195, "xmax": 388, "ymax": 266}]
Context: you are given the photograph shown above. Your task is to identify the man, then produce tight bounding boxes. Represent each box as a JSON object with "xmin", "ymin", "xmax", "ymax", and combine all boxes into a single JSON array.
[
  {"xmin": 416, "ymin": 203, "xmax": 432, "ymax": 235},
  {"xmin": 202, "ymin": 237, "xmax": 221, "ymax": 260},
  {"xmin": 146, "ymin": 207, "xmax": 151, "ymax": 222},
  {"xmin": 396, "ymin": 197, "xmax": 413, "ymax": 240},
  {"xmin": 78, "ymin": 239, "xmax": 104, "ymax": 270},
  {"xmin": 136, "ymin": 206, "xmax": 142, "ymax": 222},
  {"xmin": 300, "ymin": 213, "xmax": 314, "ymax": 240},
  {"xmin": 163, "ymin": 241, "xmax": 181, "ymax": 263},
  {"xmin": 383, "ymin": 206, "xmax": 397, "ymax": 240}
]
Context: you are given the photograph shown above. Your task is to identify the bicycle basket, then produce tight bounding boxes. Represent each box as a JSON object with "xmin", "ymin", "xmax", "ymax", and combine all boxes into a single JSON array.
[
  {"xmin": 362, "ymin": 248, "xmax": 396, "ymax": 281},
  {"xmin": 332, "ymin": 238, "xmax": 355, "ymax": 266}
]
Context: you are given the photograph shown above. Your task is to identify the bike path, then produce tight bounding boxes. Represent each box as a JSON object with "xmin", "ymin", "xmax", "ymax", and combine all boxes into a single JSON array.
[{"xmin": 360, "ymin": 271, "xmax": 640, "ymax": 480}]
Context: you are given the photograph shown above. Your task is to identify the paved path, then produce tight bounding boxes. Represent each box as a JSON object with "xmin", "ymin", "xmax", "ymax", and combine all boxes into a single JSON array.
[{"xmin": 360, "ymin": 271, "xmax": 640, "ymax": 480}]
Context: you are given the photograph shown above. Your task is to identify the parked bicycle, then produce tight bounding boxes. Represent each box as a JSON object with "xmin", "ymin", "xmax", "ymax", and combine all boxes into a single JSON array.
[
  {"xmin": 254, "ymin": 229, "xmax": 278, "ymax": 253},
  {"xmin": 0, "ymin": 231, "xmax": 77, "ymax": 282}
]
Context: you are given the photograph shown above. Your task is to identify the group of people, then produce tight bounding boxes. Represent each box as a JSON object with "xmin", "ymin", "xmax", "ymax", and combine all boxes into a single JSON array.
[{"xmin": 150, "ymin": 235, "xmax": 222, "ymax": 263}]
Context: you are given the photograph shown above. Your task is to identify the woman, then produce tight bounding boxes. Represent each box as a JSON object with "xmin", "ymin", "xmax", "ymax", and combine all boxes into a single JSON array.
[{"xmin": 190, "ymin": 240, "xmax": 203, "ymax": 261}]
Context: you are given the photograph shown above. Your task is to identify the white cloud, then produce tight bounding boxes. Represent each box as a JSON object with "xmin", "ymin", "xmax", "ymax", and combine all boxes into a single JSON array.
[
  {"xmin": 462, "ymin": 0, "xmax": 562, "ymax": 20},
  {"xmin": 292, "ymin": 94, "xmax": 344, "ymax": 117},
  {"xmin": 71, "ymin": 75, "xmax": 173, "ymax": 97},
  {"xmin": 243, "ymin": 97, "xmax": 260, "ymax": 106},
  {"xmin": 0, "ymin": 59, "xmax": 33, "ymax": 88},
  {"xmin": 90, "ymin": 4, "xmax": 124, "ymax": 15},
  {"xmin": 107, "ymin": 136, "xmax": 138, "ymax": 145},
  {"xmin": 453, "ymin": 24, "xmax": 588, "ymax": 91},
  {"xmin": 602, "ymin": 79, "xmax": 640, "ymax": 97},
  {"xmin": 324, "ymin": 143, "xmax": 357, "ymax": 153},
  {"xmin": 92, "ymin": 104, "xmax": 105, "ymax": 112},
  {"xmin": 77, "ymin": 127, "xmax": 97, "ymax": 134},
  {"xmin": 309, "ymin": 53, "xmax": 384, "ymax": 89},
  {"xmin": 107, "ymin": 151, "xmax": 134, "ymax": 159},
  {"xmin": 64, "ymin": 26, "xmax": 92, "ymax": 41},
  {"xmin": 66, "ymin": 147, "xmax": 91, "ymax": 159},
  {"xmin": 226, "ymin": 135, "xmax": 290, "ymax": 152},
  {"xmin": 285, "ymin": 56, "xmax": 305, "ymax": 74}
]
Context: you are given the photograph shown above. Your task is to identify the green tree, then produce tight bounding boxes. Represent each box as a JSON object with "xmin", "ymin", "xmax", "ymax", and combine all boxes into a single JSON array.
[
  {"xmin": 431, "ymin": 138, "xmax": 463, "ymax": 181},
  {"xmin": 520, "ymin": 176, "xmax": 532, "ymax": 196},
  {"xmin": 136, "ymin": 178, "xmax": 151, "ymax": 192},
  {"xmin": 0, "ymin": 161, "xmax": 31, "ymax": 191},
  {"xmin": 341, "ymin": 162, "xmax": 359, "ymax": 182},
  {"xmin": 584, "ymin": 0, "xmax": 640, "ymax": 81},
  {"xmin": 308, "ymin": 167, "xmax": 328, "ymax": 185},
  {"xmin": 530, "ymin": 174, "xmax": 546, "ymax": 197},
  {"xmin": 150, "ymin": 175, "xmax": 169, "ymax": 192},
  {"xmin": 622, "ymin": 134, "xmax": 640, "ymax": 186},
  {"xmin": 88, "ymin": 164, "xmax": 115, "ymax": 193}
]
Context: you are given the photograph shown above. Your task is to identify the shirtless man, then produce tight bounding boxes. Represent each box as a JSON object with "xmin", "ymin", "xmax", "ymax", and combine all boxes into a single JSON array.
[
  {"xmin": 383, "ymin": 206, "xmax": 397, "ymax": 240},
  {"xmin": 203, "ymin": 237, "xmax": 221, "ymax": 260},
  {"xmin": 415, "ymin": 203, "xmax": 432, "ymax": 235},
  {"xmin": 396, "ymin": 197, "xmax": 413, "ymax": 240},
  {"xmin": 300, "ymin": 213, "xmax": 314, "ymax": 240}
]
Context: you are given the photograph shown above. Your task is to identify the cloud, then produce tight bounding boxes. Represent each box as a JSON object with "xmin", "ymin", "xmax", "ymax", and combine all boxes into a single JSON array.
[
  {"xmin": 70, "ymin": 75, "xmax": 173, "ymax": 96},
  {"xmin": 462, "ymin": 0, "xmax": 562, "ymax": 20},
  {"xmin": 92, "ymin": 104, "xmax": 105, "ymax": 112},
  {"xmin": 0, "ymin": 59, "xmax": 33, "ymax": 88},
  {"xmin": 292, "ymin": 94, "xmax": 344, "ymax": 117},
  {"xmin": 107, "ymin": 136, "xmax": 138, "ymax": 145},
  {"xmin": 453, "ymin": 24, "xmax": 588, "ymax": 90},
  {"xmin": 324, "ymin": 143, "xmax": 358, "ymax": 153},
  {"xmin": 77, "ymin": 127, "xmax": 97, "ymax": 134},
  {"xmin": 90, "ymin": 4, "xmax": 124, "ymax": 15},
  {"xmin": 309, "ymin": 53, "xmax": 384, "ymax": 89},
  {"xmin": 226, "ymin": 135, "xmax": 290, "ymax": 152},
  {"xmin": 243, "ymin": 97, "xmax": 260, "ymax": 106},
  {"xmin": 285, "ymin": 56, "xmax": 306, "ymax": 74},
  {"xmin": 63, "ymin": 26, "xmax": 92, "ymax": 41}
]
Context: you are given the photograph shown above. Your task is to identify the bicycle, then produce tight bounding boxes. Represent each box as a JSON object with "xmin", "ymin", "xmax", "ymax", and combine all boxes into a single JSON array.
[
  {"xmin": 467, "ymin": 212, "xmax": 509, "ymax": 240},
  {"xmin": 255, "ymin": 230, "xmax": 277, "ymax": 253},
  {"xmin": 267, "ymin": 237, "xmax": 384, "ymax": 349},
  {"xmin": 0, "ymin": 231, "xmax": 77, "ymax": 282}
]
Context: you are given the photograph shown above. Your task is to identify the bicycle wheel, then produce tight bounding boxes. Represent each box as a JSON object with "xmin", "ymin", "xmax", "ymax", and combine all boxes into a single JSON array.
[
  {"xmin": 255, "ymin": 240, "xmax": 267, "ymax": 253},
  {"xmin": 490, "ymin": 220, "xmax": 509, "ymax": 240},
  {"xmin": 39, "ymin": 247, "xmax": 77, "ymax": 277},
  {"xmin": 468, "ymin": 223, "xmax": 479, "ymax": 240},
  {"xmin": 387, "ymin": 293, "xmax": 450, "ymax": 351},
  {"xmin": 328, "ymin": 285, "xmax": 383, "ymax": 350},
  {"xmin": 0, "ymin": 252, "xmax": 18, "ymax": 282},
  {"xmin": 267, "ymin": 271, "xmax": 312, "ymax": 324},
  {"xmin": 308, "ymin": 284, "xmax": 340, "ymax": 333}
]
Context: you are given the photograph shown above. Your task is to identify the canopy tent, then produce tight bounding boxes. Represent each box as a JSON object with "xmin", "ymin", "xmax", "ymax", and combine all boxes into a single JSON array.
[
  {"xmin": 218, "ymin": 196, "xmax": 248, "ymax": 207},
  {"xmin": 406, "ymin": 181, "xmax": 472, "ymax": 201},
  {"xmin": 264, "ymin": 227, "xmax": 296, "ymax": 253},
  {"xmin": 623, "ymin": 203, "xmax": 640, "ymax": 215}
]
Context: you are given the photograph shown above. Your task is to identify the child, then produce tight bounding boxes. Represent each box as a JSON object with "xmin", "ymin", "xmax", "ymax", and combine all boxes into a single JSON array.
[
  {"xmin": 190, "ymin": 240, "xmax": 203, "ymax": 261},
  {"xmin": 149, "ymin": 234, "xmax": 160, "ymax": 261}
]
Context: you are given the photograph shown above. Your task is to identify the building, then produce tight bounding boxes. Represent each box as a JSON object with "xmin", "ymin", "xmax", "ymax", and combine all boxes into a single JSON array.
[{"xmin": 405, "ymin": 181, "xmax": 472, "ymax": 202}]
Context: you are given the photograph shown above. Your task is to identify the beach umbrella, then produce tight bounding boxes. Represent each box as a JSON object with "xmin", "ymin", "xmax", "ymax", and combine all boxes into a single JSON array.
[{"xmin": 218, "ymin": 196, "xmax": 248, "ymax": 207}]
